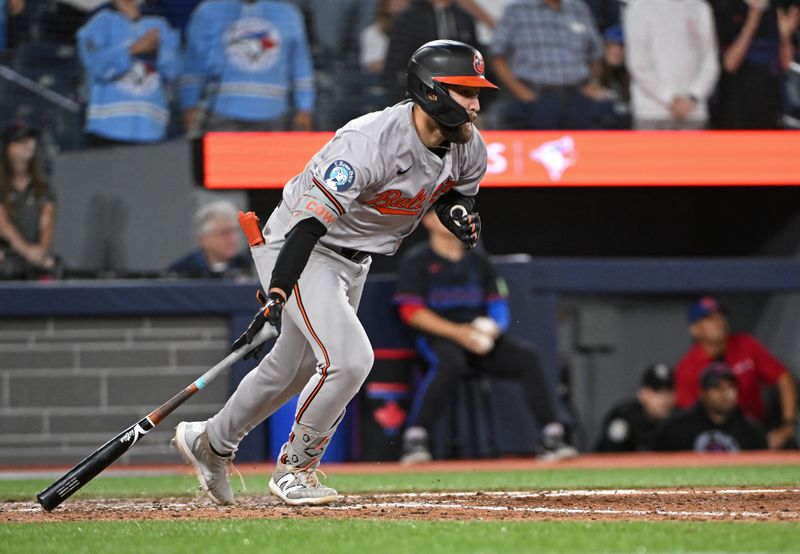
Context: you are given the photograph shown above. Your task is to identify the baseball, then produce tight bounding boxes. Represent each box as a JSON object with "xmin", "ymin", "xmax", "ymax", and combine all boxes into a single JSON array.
[
  {"xmin": 469, "ymin": 329, "xmax": 495, "ymax": 355},
  {"xmin": 471, "ymin": 316, "xmax": 500, "ymax": 338}
]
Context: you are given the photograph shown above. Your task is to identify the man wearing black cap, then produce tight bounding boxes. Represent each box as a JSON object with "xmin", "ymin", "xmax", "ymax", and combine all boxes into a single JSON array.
[
  {"xmin": 658, "ymin": 362, "xmax": 767, "ymax": 452},
  {"xmin": 675, "ymin": 296, "xmax": 797, "ymax": 449},
  {"xmin": 595, "ymin": 363, "xmax": 676, "ymax": 452}
]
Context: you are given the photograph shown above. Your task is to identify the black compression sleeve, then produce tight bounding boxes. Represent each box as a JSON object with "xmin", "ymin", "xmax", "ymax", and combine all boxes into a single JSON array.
[
  {"xmin": 434, "ymin": 189, "xmax": 476, "ymax": 218},
  {"xmin": 269, "ymin": 217, "xmax": 328, "ymax": 298}
]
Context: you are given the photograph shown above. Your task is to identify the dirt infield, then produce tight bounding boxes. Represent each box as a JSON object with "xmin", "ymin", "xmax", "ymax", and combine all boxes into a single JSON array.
[
  {"xmin": 3, "ymin": 453, "xmax": 799, "ymax": 524},
  {"xmin": 3, "ymin": 487, "xmax": 799, "ymax": 523}
]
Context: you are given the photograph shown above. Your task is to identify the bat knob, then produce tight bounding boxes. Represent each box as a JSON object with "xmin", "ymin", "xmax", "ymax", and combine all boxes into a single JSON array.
[{"xmin": 449, "ymin": 205, "xmax": 467, "ymax": 227}]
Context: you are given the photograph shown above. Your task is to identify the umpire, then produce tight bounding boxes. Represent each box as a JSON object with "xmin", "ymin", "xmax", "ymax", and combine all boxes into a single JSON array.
[{"xmin": 595, "ymin": 363, "xmax": 676, "ymax": 452}]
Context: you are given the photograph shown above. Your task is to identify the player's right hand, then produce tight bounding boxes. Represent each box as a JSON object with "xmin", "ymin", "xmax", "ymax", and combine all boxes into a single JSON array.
[
  {"xmin": 232, "ymin": 290, "xmax": 284, "ymax": 359},
  {"xmin": 449, "ymin": 207, "xmax": 481, "ymax": 249}
]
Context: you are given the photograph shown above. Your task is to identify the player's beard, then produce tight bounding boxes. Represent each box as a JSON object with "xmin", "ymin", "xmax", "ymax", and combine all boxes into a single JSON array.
[{"xmin": 440, "ymin": 119, "xmax": 474, "ymax": 144}]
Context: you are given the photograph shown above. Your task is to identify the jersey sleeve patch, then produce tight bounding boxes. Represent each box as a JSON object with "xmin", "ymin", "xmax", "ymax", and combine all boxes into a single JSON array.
[{"xmin": 323, "ymin": 160, "xmax": 356, "ymax": 193}]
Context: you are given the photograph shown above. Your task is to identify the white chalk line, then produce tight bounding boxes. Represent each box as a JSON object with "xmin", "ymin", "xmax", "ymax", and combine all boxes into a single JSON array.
[
  {"xmin": 351, "ymin": 488, "xmax": 800, "ymax": 500},
  {"xmin": 328, "ymin": 501, "xmax": 800, "ymax": 520}
]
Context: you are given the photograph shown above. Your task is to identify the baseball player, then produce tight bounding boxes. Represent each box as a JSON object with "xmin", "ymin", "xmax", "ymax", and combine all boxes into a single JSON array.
[{"xmin": 174, "ymin": 39, "xmax": 498, "ymax": 506}]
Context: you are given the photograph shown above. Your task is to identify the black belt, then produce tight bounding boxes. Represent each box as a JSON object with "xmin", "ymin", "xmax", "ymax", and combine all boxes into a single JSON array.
[{"xmin": 329, "ymin": 245, "xmax": 371, "ymax": 263}]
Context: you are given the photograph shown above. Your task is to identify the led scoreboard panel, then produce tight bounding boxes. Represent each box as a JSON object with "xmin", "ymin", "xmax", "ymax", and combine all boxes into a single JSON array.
[{"xmin": 199, "ymin": 131, "xmax": 800, "ymax": 189}]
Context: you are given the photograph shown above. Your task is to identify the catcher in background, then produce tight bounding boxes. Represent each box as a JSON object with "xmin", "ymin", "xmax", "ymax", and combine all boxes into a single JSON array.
[{"xmin": 394, "ymin": 210, "xmax": 577, "ymax": 463}]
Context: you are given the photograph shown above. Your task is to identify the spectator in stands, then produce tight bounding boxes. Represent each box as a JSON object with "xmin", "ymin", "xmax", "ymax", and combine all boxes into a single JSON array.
[
  {"xmin": 599, "ymin": 25, "xmax": 629, "ymax": 103},
  {"xmin": 595, "ymin": 363, "xmax": 675, "ymax": 452},
  {"xmin": 77, "ymin": 0, "xmax": 180, "ymax": 146},
  {"xmin": 2, "ymin": 0, "xmax": 25, "ymax": 50},
  {"xmin": 658, "ymin": 362, "xmax": 767, "ymax": 452},
  {"xmin": 624, "ymin": 0, "xmax": 719, "ymax": 130},
  {"xmin": 675, "ymin": 296, "xmax": 797, "ymax": 449},
  {"xmin": 709, "ymin": 0, "xmax": 800, "ymax": 129},
  {"xmin": 455, "ymin": 0, "xmax": 501, "ymax": 46},
  {"xmin": 158, "ymin": 0, "xmax": 204, "ymax": 36},
  {"xmin": 490, "ymin": 0, "xmax": 618, "ymax": 130},
  {"xmin": 382, "ymin": 0, "xmax": 479, "ymax": 104},
  {"xmin": 166, "ymin": 200, "xmax": 252, "ymax": 278},
  {"xmin": 292, "ymin": 0, "xmax": 378, "ymax": 68},
  {"xmin": 1, "ymin": 0, "xmax": 7, "ymax": 53},
  {"xmin": 394, "ymin": 211, "xmax": 577, "ymax": 463},
  {"xmin": 0, "ymin": 120, "xmax": 57, "ymax": 279},
  {"xmin": 597, "ymin": 23, "xmax": 631, "ymax": 128},
  {"xmin": 360, "ymin": 0, "xmax": 409, "ymax": 74},
  {"xmin": 180, "ymin": 0, "xmax": 314, "ymax": 134},
  {"xmin": 42, "ymin": 0, "xmax": 106, "ymax": 44},
  {"xmin": 585, "ymin": 0, "xmax": 625, "ymax": 31}
]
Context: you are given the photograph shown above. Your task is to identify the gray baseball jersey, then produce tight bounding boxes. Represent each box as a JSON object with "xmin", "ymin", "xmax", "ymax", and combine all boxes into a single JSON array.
[
  {"xmin": 276, "ymin": 101, "xmax": 487, "ymax": 253},
  {"xmin": 206, "ymin": 101, "xmax": 488, "ymax": 473}
]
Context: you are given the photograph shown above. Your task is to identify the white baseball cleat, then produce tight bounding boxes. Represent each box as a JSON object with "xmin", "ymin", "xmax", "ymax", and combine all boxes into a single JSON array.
[
  {"xmin": 173, "ymin": 421, "xmax": 235, "ymax": 505},
  {"xmin": 269, "ymin": 461, "xmax": 338, "ymax": 506}
]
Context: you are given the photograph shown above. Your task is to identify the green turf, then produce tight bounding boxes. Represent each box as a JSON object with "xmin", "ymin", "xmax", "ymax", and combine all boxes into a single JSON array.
[
  {"xmin": 3, "ymin": 464, "xmax": 799, "ymax": 502},
  {"xmin": 2, "ymin": 519, "xmax": 799, "ymax": 554}
]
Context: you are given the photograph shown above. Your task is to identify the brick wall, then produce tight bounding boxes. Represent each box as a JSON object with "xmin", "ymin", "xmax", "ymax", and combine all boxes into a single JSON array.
[{"xmin": 0, "ymin": 316, "xmax": 231, "ymax": 466}]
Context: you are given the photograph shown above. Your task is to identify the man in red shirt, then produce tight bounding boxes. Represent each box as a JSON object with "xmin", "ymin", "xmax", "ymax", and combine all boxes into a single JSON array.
[{"xmin": 675, "ymin": 296, "xmax": 797, "ymax": 449}]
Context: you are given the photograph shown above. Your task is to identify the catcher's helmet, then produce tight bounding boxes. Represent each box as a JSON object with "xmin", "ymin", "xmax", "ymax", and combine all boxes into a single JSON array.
[{"xmin": 406, "ymin": 40, "xmax": 498, "ymax": 129}]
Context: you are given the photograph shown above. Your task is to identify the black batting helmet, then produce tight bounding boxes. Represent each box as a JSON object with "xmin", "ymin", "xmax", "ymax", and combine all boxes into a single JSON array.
[{"xmin": 406, "ymin": 40, "xmax": 498, "ymax": 129}]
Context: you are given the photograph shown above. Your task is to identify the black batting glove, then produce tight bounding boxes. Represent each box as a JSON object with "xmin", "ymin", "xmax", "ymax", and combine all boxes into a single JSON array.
[
  {"xmin": 232, "ymin": 290, "xmax": 284, "ymax": 359},
  {"xmin": 442, "ymin": 205, "xmax": 481, "ymax": 249}
]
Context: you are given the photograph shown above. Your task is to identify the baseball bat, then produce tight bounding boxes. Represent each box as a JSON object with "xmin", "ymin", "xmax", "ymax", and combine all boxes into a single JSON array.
[{"xmin": 36, "ymin": 325, "xmax": 277, "ymax": 511}]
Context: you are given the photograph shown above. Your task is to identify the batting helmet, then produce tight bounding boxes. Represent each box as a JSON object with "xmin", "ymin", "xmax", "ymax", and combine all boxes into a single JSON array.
[{"xmin": 406, "ymin": 40, "xmax": 499, "ymax": 129}]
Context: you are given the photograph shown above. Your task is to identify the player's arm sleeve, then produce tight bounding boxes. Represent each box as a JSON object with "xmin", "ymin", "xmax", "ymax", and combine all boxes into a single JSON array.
[
  {"xmin": 77, "ymin": 14, "xmax": 133, "ymax": 82},
  {"xmin": 179, "ymin": 7, "xmax": 216, "ymax": 109},
  {"xmin": 288, "ymin": 5, "xmax": 315, "ymax": 112},
  {"xmin": 156, "ymin": 22, "xmax": 181, "ymax": 82},
  {"xmin": 482, "ymin": 256, "xmax": 510, "ymax": 332},
  {"xmin": 751, "ymin": 337, "xmax": 789, "ymax": 384},
  {"xmin": 288, "ymin": 131, "xmax": 382, "ymax": 231},
  {"xmin": 268, "ymin": 216, "xmax": 327, "ymax": 298}
]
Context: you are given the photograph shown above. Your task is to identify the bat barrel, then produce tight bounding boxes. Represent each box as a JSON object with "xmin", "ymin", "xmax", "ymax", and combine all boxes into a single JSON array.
[{"xmin": 37, "ymin": 418, "xmax": 152, "ymax": 511}]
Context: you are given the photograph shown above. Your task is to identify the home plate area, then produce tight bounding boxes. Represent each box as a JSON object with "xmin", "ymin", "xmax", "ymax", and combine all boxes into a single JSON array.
[{"xmin": 4, "ymin": 488, "xmax": 799, "ymax": 523}]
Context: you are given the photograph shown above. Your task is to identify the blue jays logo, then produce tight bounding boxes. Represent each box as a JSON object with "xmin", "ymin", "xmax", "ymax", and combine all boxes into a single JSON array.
[
  {"xmin": 225, "ymin": 18, "xmax": 281, "ymax": 72},
  {"xmin": 118, "ymin": 59, "xmax": 160, "ymax": 96},
  {"xmin": 324, "ymin": 160, "xmax": 356, "ymax": 193}
]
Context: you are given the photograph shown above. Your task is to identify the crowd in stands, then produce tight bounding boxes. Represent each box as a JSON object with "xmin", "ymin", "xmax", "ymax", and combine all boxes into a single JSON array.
[
  {"xmin": 595, "ymin": 296, "xmax": 797, "ymax": 454},
  {"xmin": 1, "ymin": 0, "xmax": 800, "ymax": 147}
]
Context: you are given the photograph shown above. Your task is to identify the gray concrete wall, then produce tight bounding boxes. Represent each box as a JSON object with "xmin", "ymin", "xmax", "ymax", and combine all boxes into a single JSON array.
[
  {"xmin": 0, "ymin": 316, "xmax": 230, "ymax": 465},
  {"xmin": 51, "ymin": 140, "xmax": 247, "ymax": 273}
]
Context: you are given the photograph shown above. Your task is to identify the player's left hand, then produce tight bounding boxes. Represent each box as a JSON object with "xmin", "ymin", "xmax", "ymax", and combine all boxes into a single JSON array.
[{"xmin": 232, "ymin": 290, "xmax": 284, "ymax": 359}]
